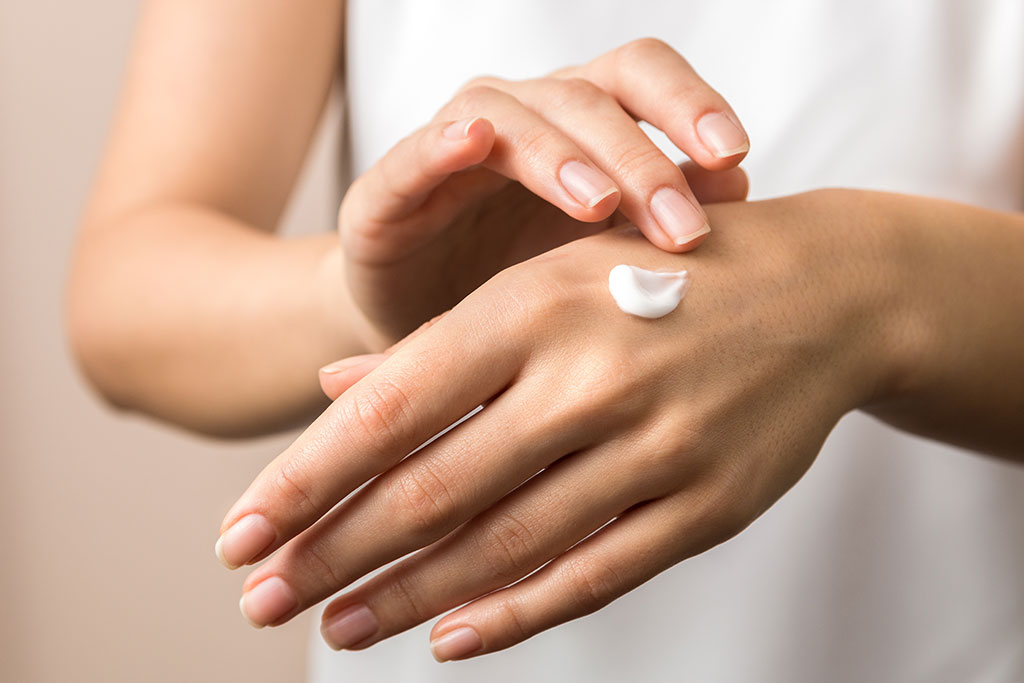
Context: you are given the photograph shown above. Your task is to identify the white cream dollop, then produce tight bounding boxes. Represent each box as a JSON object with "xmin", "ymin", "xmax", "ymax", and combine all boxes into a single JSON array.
[{"xmin": 607, "ymin": 264, "xmax": 690, "ymax": 319}]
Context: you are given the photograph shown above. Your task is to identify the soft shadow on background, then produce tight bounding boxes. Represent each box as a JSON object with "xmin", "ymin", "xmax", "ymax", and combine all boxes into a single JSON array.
[{"xmin": 1, "ymin": 3, "xmax": 344, "ymax": 681}]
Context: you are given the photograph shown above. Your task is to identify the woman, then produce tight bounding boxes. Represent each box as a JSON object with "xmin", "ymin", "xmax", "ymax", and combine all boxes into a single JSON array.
[{"xmin": 68, "ymin": 1, "xmax": 1024, "ymax": 681}]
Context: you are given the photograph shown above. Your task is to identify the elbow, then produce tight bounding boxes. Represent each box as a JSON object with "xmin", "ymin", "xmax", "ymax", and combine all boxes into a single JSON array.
[
  {"xmin": 65, "ymin": 223, "xmax": 158, "ymax": 419},
  {"xmin": 65, "ymin": 264, "xmax": 316, "ymax": 440},
  {"xmin": 65, "ymin": 290, "xmax": 277, "ymax": 440},
  {"xmin": 65, "ymin": 260, "xmax": 137, "ymax": 415},
  {"xmin": 65, "ymin": 218, "xmax": 323, "ymax": 440}
]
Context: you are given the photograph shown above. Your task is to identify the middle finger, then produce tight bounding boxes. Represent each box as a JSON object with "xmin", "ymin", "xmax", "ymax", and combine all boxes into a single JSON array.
[
  {"xmin": 237, "ymin": 380, "xmax": 601, "ymax": 627},
  {"xmin": 502, "ymin": 76, "xmax": 712, "ymax": 251},
  {"xmin": 318, "ymin": 433, "xmax": 675, "ymax": 651}
]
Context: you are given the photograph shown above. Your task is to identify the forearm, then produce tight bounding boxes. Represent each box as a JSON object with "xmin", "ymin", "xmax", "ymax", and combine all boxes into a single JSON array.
[
  {"xmin": 867, "ymin": 191, "xmax": 1024, "ymax": 458},
  {"xmin": 67, "ymin": 204, "xmax": 368, "ymax": 437},
  {"xmin": 65, "ymin": 0, "xmax": 351, "ymax": 437}
]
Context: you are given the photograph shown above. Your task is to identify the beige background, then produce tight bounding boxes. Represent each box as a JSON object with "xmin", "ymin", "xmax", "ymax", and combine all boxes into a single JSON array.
[{"xmin": 1, "ymin": 2, "xmax": 344, "ymax": 681}]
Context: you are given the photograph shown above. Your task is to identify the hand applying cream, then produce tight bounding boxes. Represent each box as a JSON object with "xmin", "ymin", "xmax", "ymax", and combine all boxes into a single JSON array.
[{"xmin": 607, "ymin": 264, "xmax": 691, "ymax": 318}]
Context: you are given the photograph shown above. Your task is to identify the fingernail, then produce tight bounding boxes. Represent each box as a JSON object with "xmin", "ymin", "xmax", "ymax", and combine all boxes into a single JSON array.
[
  {"xmin": 650, "ymin": 187, "xmax": 711, "ymax": 246},
  {"xmin": 239, "ymin": 576, "xmax": 298, "ymax": 628},
  {"xmin": 319, "ymin": 354, "xmax": 386, "ymax": 375},
  {"xmin": 443, "ymin": 116, "xmax": 480, "ymax": 139},
  {"xmin": 215, "ymin": 513, "xmax": 276, "ymax": 569},
  {"xmin": 321, "ymin": 603, "xmax": 380, "ymax": 650},
  {"xmin": 696, "ymin": 112, "xmax": 749, "ymax": 159},
  {"xmin": 559, "ymin": 160, "xmax": 618, "ymax": 209},
  {"xmin": 430, "ymin": 626, "xmax": 483, "ymax": 662}
]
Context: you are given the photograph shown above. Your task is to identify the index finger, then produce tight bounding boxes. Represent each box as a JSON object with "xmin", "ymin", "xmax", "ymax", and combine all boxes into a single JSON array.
[
  {"xmin": 214, "ymin": 307, "xmax": 523, "ymax": 570},
  {"xmin": 560, "ymin": 38, "xmax": 749, "ymax": 170}
]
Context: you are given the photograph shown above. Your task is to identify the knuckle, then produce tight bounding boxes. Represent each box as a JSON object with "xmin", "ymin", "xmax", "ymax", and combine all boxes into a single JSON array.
[
  {"xmin": 336, "ymin": 189, "xmax": 351, "ymax": 230},
  {"xmin": 706, "ymin": 459, "xmax": 762, "ymax": 533},
  {"xmin": 670, "ymin": 78, "xmax": 716, "ymax": 105},
  {"xmin": 634, "ymin": 411, "xmax": 702, "ymax": 480},
  {"xmin": 457, "ymin": 74, "xmax": 503, "ymax": 95},
  {"xmin": 519, "ymin": 283, "xmax": 564, "ymax": 330},
  {"xmin": 482, "ymin": 259, "xmax": 563, "ymax": 331},
  {"xmin": 607, "ymin": 142, "xmax": 670, "ymax": 178},
  {"xmin": 338, "ymin": 176, "xmax": 373, "ymax": 235},
  {"xmin": 511, "ymin": 124, "xmax": 565, "ymax": 166},
  {"xmin": 377, "ymin": 136, "xmax": 414, "ymax": 189},
  {"xmin": 618, "ymin": 37, "xmax": 674, "ymax": 63},
  {"xmin": 498, "ymin": 597, "xmax": 533, "ymax": 642},
  {"xmin": 689, "ymin": 494, "xmax": 749, "ymax": 552},
  {"xmin": 657, "ymin": 411, "xmax": 701, "ymax": 455},
  {"xmin": 475, "ymin": 511, "xmax": 540, "ymax": 578},
  {"xmin": 553, "ymin": 346, "xmax": 643, "ymax": 426},
  {"xmin": 662, "ymin": 469, "xmax": 761, "ymax": 559},
  {"xmin": 570, "ymin": 346, "xmax": 630, "ymax": 397},
  {"xmin": 561, "ymin": 554, "xmax": 624, "ymax": 613},
  {"xmin": 299, "ymin": 535, "xmax": 347, "ymax": 590},
  {"xmin": 349, "ymin": 377, "xmax": 415, "ymax": 443},
  {"xmin": 547, "ymin": 76, "xmax": 607, "ymax": 110},
  {"xmin": 387, "ymin": 459, "xmax": 457, "ymax": 538},
  {"xmin": 271, "ymin": 457, "xmax": 321, "ymax": 520},
  {"xmin": 382, "ymin": 569, "xmax": 431, "ymax": 623},
  {"xmin": 450, "ymin": 83, "xmax": 505, "ymax": 115}
]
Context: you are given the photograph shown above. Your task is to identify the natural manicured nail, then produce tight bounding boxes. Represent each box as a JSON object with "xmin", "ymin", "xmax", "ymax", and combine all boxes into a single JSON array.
[
  {"xmin": 696, "ymin": 112, "xmax": 749, "ymax": 158},
  {"xmin": 215, "ymin": 513, "xmax": 276, "ymax": 569},
  {"xmin": 443, "ymin": 117, "xmax": 480, "ymax": 139},
  {"xmin": 650, "ymin": 187, "xmax": 711, "ymax": 246},
  {"xmin": 239, "ymin": 576, "xmax": 297, "ymax": 628},
  {"xmin": 321, "ymin": 603, "xmax": 380, "ymax": 650},
  {"xmin": 430, "ymin": 626, "xmax": 483, "ymax": 662},
  {"xmin": 319, "ymin": 354, "xmax": 387, "ymax": 375},
  {"xmin": 559, "ymin": 160, "xmax": 619, "ymax": 209}
]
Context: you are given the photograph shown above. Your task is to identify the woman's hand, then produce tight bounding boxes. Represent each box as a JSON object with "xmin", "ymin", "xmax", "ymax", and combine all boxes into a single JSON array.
[
  {"xmin": 217, "ymin": 190, "xmax": 915, "ymax": 659},
  {"xmin": 337, "ymin": 38, "xmax": 749, "ymax": 346}
]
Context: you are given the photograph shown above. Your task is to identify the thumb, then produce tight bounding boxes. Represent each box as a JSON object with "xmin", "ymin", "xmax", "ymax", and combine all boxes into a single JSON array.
[
  {"xmin": 317, "ymin": 311, "xmax": 451, "ymax": 400},
  {"xmin": 318, "ymin": 354, "xmax": 388, "ymax": 401},
  {"xmin": 339, "ymin": 117, "xmax": 496, "ymax": 262}
]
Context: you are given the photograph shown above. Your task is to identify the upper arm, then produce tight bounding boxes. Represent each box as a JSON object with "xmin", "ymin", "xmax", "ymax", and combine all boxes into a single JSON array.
[{"xmin": 84, "ymin": 0, "xmax": 345, "ymax": 231}]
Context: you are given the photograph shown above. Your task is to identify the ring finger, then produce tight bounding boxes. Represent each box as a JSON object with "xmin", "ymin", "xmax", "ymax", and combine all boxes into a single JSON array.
[
  {"xmin": 236, "ymin": 383, "xmax": 603, "ymax": 627},
  {"xmin": 316, "ymin": 434, "xmax": 677, "ymax": 651}
]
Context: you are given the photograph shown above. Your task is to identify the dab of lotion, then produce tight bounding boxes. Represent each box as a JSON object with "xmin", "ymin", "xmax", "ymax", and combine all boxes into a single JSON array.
[{"xmin": 608, "ymin": 264, "xmax": 691, "ymax": 319}]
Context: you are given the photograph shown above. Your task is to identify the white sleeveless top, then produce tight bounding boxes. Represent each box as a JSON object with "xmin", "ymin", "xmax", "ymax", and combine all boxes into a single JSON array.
[{"xmin": 310, "ymin": 1, "xmax": 1024, "ymax": 680}]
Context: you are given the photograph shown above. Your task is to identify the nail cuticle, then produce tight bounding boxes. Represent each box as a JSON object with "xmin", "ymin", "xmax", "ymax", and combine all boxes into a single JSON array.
[
  {"xmin": 430, "ymin": 625, "xmax": 483, "ymax": 662},
  {"xmin": 321, "ymin": 603, "xmax": 380, "ymax": 650},
  {"xmin": 649, "ymin": 186, "xmax": 707, "ymax": 246},
  {"xmin": 239, "ymin": 576, "xmax": 298, "ymax": 628},
  {"xmin": 215, "ymin": 513, "xmax": 277, "ymax": 570},
  {"xmin": 443, "ymin": 116, "xmax": 479, "ymax": 140},
  {"xmin": 559, "ymin": 160, "xmax": 618, "ymax": 209},
  {"xmin": 696, "ymin": 112, "xmax": 749, "ymax": 159}
]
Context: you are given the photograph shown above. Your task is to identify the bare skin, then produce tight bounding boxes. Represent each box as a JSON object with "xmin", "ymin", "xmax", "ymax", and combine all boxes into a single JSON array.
[
  {"xmin": 340, "ymin": 38, "xmax": 751, "ymax": 345},
  {"xmin": 66, "ymin": 0, "xmax": 1024, "ymax": 666},
  {"xmin": 67, "ymin": 3, "xmax": 746, "ymax": 436},
  {"xmin": 220, "ymin": 190, "xmax": 1024, "ymax": 661},
  {"xmin": 68, "ymin": 0, "xmax": 351, "ymax": 436}
]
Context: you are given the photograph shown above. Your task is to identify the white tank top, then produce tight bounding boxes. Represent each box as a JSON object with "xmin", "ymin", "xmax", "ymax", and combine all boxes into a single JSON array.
[{"xmin": 311, "ymin": 1, "xmax": 1024, "ymax": 680}]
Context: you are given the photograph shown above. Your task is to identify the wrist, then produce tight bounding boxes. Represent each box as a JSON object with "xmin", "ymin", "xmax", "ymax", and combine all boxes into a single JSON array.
[
  {"xmin": 787, "ymin": 189, "xmax": 922, "ymax": 410},
  {"xmin": 861, "ymin": 193, "xmax": 1024, "ymax": 446},
  {"xmin": 820, "ymin": 189, "xmax": 979, "ymax": 411},
  {"xmin": 316, "ymin": 238, "xmax": 391, "ymax": 355}
]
